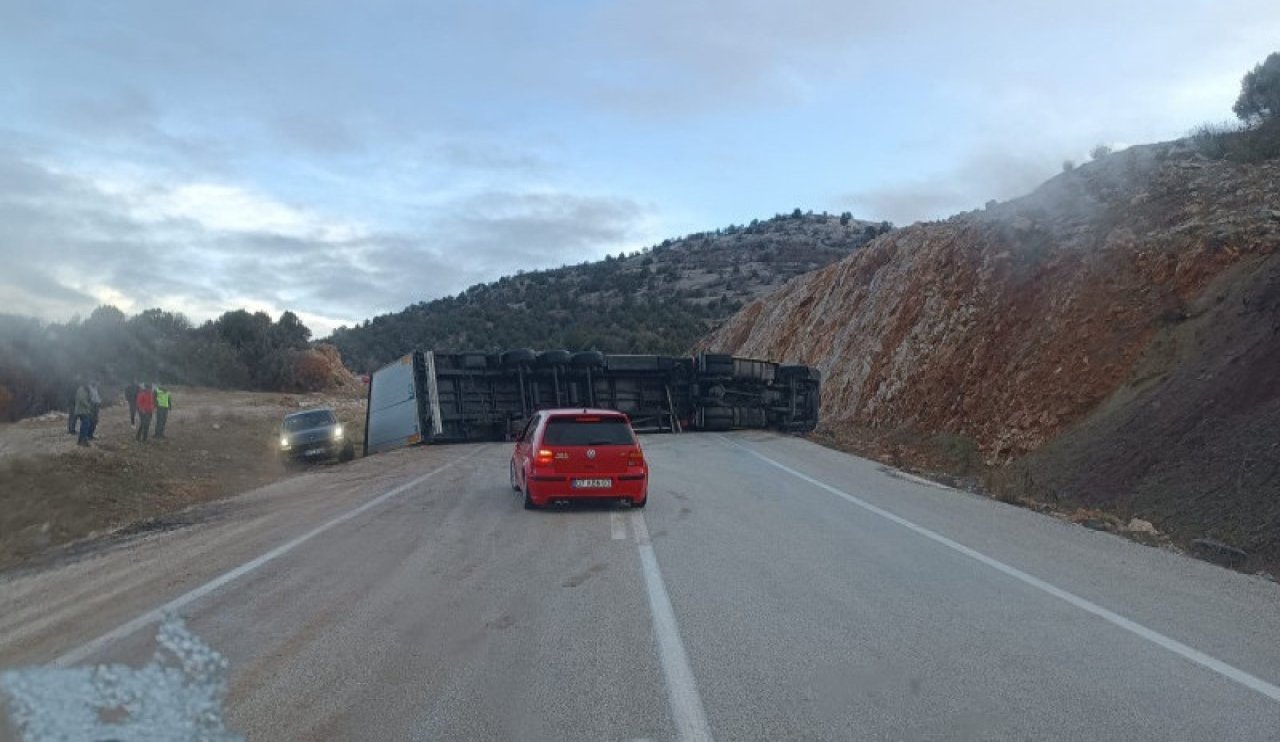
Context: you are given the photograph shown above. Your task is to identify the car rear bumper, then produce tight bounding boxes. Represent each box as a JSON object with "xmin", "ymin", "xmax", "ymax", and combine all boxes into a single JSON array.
[{"xmin": 526, "ymin": 474, "xmax": 647, "ymax": 505}]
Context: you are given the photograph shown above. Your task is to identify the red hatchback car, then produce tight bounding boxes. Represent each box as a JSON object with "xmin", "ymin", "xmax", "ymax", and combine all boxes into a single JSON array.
[{"xmin": 510, "ymin": 409, "xmax": 649, "ymax": 510}]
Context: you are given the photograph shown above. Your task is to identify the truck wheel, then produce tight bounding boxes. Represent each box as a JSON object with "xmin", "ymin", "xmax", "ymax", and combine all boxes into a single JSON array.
[
  {"xmin": 536, "ymin": 349, "xmax": 572, "ymax": 366},
  {"xmin": 570, "ymin": 350, "xmax": 605, "ymax": 368},
  {"xmin": 502, "ymin": 348, "xmax": 537, "ymax": 367},
  {"xmin": 696, "ymin": 406, "xmax": 733, "ymax": 431}
]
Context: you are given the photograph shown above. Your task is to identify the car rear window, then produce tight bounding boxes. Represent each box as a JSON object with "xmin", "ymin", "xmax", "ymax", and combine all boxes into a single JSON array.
[
  {"xmin": 543, "ymin": 417, "xmax": 635, "ymax": 446},
  {"xmin": 284, "ymin": 410, "xmax": 336, "ymax": 431}
]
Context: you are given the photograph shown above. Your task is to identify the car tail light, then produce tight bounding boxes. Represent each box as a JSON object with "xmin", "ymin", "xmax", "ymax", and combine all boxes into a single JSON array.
[
  {"xmin": 536, "ymin": 448, "xmax": 555, "ymax": 464},
  {"xmin": 628, "ymin": 450, "xmax": 645, "ymax": 467}
]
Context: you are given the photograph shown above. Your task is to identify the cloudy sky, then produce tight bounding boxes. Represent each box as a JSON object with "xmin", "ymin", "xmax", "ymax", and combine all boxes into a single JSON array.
[{"xmin": 2, "ymin": 1, "xmax": 1277, "ymax": 334}]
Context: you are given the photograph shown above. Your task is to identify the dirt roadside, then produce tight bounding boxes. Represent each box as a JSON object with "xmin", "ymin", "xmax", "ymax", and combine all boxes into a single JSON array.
[{"xmin": 0, "ymin": 386, "xmax": 368, "ymax": 570}]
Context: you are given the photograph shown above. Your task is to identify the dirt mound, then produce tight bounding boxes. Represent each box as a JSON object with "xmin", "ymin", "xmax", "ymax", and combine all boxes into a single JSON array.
[{"xmin": 702, "ymin": 142, "xmax": 1280, "ymax": 567}]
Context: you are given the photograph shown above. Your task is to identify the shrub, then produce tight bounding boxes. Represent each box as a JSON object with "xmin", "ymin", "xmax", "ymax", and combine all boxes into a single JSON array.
[{"xmin": 1090, "ymin": 144, "xmax": 1113, "ymax": 160}]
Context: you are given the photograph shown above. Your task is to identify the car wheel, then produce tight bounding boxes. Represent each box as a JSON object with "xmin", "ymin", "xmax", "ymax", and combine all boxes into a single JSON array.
[
  {"xmin": 631, "ymin": 496, "xmax": 647, "ymax": 509},
  {"xmin": 510, "ymin": 461, "xmax": 521, "ymax": 491},
  {"xmin": 522, "ymin": 484, "xmax": 539, "ymax": 510}
]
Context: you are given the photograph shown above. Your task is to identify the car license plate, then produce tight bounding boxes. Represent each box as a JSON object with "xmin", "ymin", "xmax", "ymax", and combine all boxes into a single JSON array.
[
  {"xmin": 572, "ymin": 478, "xmax": 611, "ymax": 489},
  {"xmin": 306, "ymin": 447, "xmax": 326, "ymax": 456}
]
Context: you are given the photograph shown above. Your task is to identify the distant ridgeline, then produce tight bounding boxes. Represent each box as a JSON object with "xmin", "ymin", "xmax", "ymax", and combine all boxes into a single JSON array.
[{"xmin": 327, "ymin": 212, "xmax": 891, "ymax": 373}]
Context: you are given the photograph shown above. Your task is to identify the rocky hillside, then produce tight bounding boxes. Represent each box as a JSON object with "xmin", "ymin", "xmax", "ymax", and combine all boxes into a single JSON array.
[
  {"xmin": 329, "ymin": 213, "xmax": 888, "ymax": 371},
  {"xmin": 703, "ymin": 142, "xmax": 1280, "ymax": 568}
]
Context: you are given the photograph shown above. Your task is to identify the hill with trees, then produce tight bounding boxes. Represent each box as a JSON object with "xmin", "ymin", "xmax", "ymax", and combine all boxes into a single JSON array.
[
  {"xmin": 328, "ymin": 212, "xmax": 890, "ymax": 371},
  {"xmin": 0, "ymin": 307, "xmax": 353, "ymax": 421}
]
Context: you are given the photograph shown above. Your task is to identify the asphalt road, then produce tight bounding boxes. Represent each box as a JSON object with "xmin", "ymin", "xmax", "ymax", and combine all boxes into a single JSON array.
[{"xmin": 2, "ymin": 432, "xmax": 1280, "ymax": 740}]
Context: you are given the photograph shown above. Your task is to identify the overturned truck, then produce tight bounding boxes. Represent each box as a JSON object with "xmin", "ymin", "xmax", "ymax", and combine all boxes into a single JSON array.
[{"xmin": 363, "ymin": 350, "xmax": 821, "ymax": 455}]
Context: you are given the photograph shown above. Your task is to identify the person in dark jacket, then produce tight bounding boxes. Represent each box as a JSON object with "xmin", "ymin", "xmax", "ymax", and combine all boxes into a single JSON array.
[
  {"xmin": 135, "ymin": 384, "xmax": 155, "ymax": 442},
  {"xmin": 125, "ymin": 381, "xmax": 139, "ymax": 425}
]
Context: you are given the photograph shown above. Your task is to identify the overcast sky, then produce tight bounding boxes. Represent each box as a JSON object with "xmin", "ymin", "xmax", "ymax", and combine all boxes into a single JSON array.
[{"xmin": 2, "ymin": 1, "xmax": 1277, "ymax": 334}]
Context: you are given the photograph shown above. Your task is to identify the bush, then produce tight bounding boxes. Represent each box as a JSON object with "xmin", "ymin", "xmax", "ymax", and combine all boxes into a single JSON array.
[
  {"xmin": 1190, "ymin": 118, "xmax": 1280, "ymax": 163},
  {"xmin": 1090, "ymin": 144, "xmax": 1113, "ymax": 160}
]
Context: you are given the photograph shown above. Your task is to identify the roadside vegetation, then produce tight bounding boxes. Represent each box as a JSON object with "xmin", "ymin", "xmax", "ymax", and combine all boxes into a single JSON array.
[
  {"xmin": 0, "ymin": 307, "xmax": 355, "ymax": 421},
  {"xmin": 1191, "ymin": 51, "xmax": 1280, "ymax": 163}
]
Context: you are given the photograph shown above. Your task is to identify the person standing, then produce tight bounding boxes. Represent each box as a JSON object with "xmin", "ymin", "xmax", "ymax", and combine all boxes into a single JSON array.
[
  {"xmin": 154, "ymin": 384, "xmax": 171, "ymax": 439},
  {"xmin": 125, "ymin": 381, "xmax": 139, "ymax": 425},
  {"xmin": 66, "ymin": 380, "xmax": 80, "ymax": 435},
  {"xmin": 135, "ymin": 383, "xmax": 155, "ymax": 442},
  {"xmin": 74, "ymin": 383, "xmax": 92, "ymax": 447},
  {"xmin": 87, "ymin": 381, "xmax": 102, "ymax": 441}
]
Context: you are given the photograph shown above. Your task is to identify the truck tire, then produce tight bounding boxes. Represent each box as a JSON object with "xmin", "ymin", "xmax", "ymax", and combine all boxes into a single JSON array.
[
  {"xmin": 695, "ymin": 406, "xmax": 734, "ymax": 431},
  {"xmin": 570, "ymin": 350, "xmax": 605, "ymax": 368},
  {"xmin": 502, "ymin": 348, "xmax": 537, "ymax": 367},
  {"xmin": 733, "ymin": 359, "xmax": 777, "ymax": 383},
  {"xmin": 536, "ymin": 349, "xmax": 572, "ymax": 366}
]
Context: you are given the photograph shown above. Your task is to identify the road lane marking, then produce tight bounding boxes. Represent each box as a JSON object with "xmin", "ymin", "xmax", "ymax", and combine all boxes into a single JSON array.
[
  {"xmin": 53, "ymin": 446, "xmax": 490, "ymax": 668},
  {"xmin": 722, "ymin": 437, "xmax": 1280, "ymax": 705},
  {"xmin": 631, "ymin": 513, "xmax": 714, "ymax": 742},
  {"xmin": 611, "ymin": 512, "xmax": 627, "ymax": 540}
]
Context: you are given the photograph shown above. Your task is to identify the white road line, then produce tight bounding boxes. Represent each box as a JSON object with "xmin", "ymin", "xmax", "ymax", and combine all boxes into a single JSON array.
[
  {"xmin": 723, "ymin": 437, "xmax": 1280, "ymax": 704},
  {"xmin": 631, "ymin": 512, "xmax": 714, "ymax": 742},
  {"xmin": 611, "ymin": 512, "xmax": 627, "ymax": 540},
  {"xmin": 54, "ymin": 446, "xmax": 488, "ymax": 668}
]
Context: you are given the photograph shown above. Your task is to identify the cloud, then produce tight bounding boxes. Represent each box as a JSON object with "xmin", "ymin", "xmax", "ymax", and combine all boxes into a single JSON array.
[
  {"xmin": 841, "ymin": 150, "xmax": 1060, "ymax": 225},
  {"xmin": 0, "ymin": 151, "xmax": 651, "ymax": 335}
]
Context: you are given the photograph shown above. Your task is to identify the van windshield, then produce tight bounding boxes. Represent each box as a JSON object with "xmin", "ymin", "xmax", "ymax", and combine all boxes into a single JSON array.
[
  {"xmin": 284, "ymin": 411, "xmax": 336, "ymax": 431},
  {"xmin": 543, "ymin": 418, "xmax": 634, "ymax": 446}
]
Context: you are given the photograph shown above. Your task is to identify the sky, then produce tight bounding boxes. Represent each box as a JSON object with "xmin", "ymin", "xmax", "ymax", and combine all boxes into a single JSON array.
[{"xmin": 1, "ymin": 0, "xmax": 1277, "ymax": 335}]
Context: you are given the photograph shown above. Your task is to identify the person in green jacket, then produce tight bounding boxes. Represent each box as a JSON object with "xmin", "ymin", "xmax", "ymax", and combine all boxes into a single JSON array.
[
  {"xmin": 74, "ymin": 383, "xmax": 92, "ymax": 447},
  {"xmin": 154, "ymin": 384, "xmax": 172, "ymax": 439}
]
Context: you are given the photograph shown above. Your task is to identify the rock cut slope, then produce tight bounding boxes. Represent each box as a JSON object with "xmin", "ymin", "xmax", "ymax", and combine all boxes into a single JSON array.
[{"xmin": 703, "ymin": 143, "xmax": 1280, "ymax": 566}]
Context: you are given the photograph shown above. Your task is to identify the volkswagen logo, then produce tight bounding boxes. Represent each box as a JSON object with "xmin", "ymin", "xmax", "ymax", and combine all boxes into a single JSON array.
[{"xmin": 586, "ymin": 448, "xmax": 597, "ymax": 459}]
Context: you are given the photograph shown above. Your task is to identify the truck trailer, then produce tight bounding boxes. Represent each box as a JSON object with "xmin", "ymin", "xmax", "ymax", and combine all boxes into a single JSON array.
[{"xmin": 363, "ymin": 349, "xmax": 820, "ymax": 456}]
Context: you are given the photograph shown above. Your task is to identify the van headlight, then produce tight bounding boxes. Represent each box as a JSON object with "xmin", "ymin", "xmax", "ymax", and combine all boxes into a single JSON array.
[
  {"xmin": 333, "ymin": 425, "xmax": 344, "ymax": 440},
  {"xmin": 279, "ymin": 436, "xmax": 290, "ymax": 448}
]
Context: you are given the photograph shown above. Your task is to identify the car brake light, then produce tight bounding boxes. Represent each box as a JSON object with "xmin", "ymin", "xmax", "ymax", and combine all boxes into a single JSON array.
[
  {"xmin": 628, "ymin": 450, "xmax": 645, "ymax": 467},
  {"xmin": 536, "ymin": 448, "xmax": 555, "ymax": 464}
]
